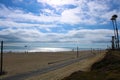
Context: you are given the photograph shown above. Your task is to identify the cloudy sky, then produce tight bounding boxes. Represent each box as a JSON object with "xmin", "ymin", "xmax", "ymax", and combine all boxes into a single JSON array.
[{"xmin": 0, "ymin": 0, "xmax": 120, "ymax": 46}]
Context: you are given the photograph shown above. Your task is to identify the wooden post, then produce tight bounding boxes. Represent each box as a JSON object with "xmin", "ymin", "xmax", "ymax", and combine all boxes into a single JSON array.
[
  {"xmin": 77, "ymin": 46, "xmax": 79, "ymax": 58},
  {"xmin": 0, "ymin": 41, "xmax": 3, "ymax": 74}
]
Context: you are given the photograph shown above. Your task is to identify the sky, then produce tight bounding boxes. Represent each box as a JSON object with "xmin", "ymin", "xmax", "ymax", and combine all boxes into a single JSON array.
[{"xmin": 0, "ymin": 0, "xmax": 120, "ymax": 48}]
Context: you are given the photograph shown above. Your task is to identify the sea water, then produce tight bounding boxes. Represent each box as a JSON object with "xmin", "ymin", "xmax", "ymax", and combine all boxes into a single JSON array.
[{"xmin": 3, "ymin": 41, "xmax": 107, "ymax": 52}]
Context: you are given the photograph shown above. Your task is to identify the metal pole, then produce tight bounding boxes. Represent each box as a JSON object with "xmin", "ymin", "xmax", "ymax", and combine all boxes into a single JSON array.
[
  {"xmin": 0, "ymin": 41, "xmax": 3, "ymax": 74},
  {"xmin": 112, "ymin": 36, "xmax": 115, "ymax": 50},
  {"xmin": 112, "ymin": 20, "xmax": 117, "ymax": 49},
  {"xmin": 112, "ymin": 20, "xmax": 117, "ymax": 39},
  {"xmin": 111, "ymin": 15, "xmax": 119, "ymax": 49},
  {"xmin": 115, "ymin": 20, "xmax": 119, "ymax": 48}
]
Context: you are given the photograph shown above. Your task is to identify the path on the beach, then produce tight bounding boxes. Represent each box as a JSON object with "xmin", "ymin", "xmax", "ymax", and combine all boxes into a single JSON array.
[{"xmin": 1, "ymin": 53, "xmax": 95, "ymax": 80}]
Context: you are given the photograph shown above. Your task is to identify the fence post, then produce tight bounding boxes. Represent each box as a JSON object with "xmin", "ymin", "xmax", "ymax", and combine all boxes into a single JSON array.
[{"xmin": 0, "ymin": 41, "xmax": 3, "ymax": 75}]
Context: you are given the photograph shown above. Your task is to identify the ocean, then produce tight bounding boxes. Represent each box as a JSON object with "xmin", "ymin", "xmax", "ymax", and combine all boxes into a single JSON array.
[{"xmin": 2, "ymin": 41, "xmax": 108, "ymax": 52}]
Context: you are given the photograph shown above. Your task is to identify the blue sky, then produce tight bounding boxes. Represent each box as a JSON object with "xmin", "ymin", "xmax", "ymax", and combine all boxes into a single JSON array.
[{"xmin": 0, "ymin": 0, "xmax": 120, "ymax": 46}]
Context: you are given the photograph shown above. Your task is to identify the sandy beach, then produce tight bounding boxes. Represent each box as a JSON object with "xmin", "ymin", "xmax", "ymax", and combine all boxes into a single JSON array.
[{"xmin": 0, "ymin": 50, "xmax": 106, "ymax": 80}]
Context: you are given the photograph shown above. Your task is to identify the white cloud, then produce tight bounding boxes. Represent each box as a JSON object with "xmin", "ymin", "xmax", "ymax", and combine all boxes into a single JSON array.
[
  {"xmin": 0, "ymin": 0, "xmax": 120, "ymax": 44},
  {"xmin": 1, "ymin": 0, "xmax": 120, "ymax": 26},
  {"xmin": 101, "ymin": 10, "xmax": 120, "ymax": 21},
  {"xmin": 42, "ymin": 9, "xmax": 54, "ymax": 15},
  {"xmin": 36, "ymin": 0, "xmax": 112, "ymax": 25},
  {"xmin": 0, "ymin": 28, "xmax": 43, "ymax": 41},
  {"xmin": 0, "ymin": 19, "xmax": 58, "ymax": 29},
  {"xmin": 87, "ymin": 1, "xmax": 109, "ymax": 13},
  {"xmin": 8, "ymin": 11, "xmax": 59, "ymax": 23},
  {"xmin": 37, "ymin": 0, "xmax": 77, "ymax": 7},
  {"xmin": 60, "ymin": 29, "xmax": 114, "ymax": 43},
  {"xmin": 0, "ymin": 28, "xmax": 114, "ymax": 43},
  {"xmin": 0, "ymin": 4, "xmax": 60, "ymax": 23},
  {"xmin": 60, "ymin": 8, "xmax": 81, "ymax": 24}
]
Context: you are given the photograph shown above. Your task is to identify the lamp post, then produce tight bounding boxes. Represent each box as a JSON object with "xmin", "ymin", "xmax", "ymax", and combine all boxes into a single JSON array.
[
  {"xmin": 111, "ymin": 15, "xmax": 119, "ymax": 49},
  {"xmin": 24, "ymin": 45, "xmax": 27, "ymax": 53},
  {"xmin": 76, "ymin": 41, "xmax": 79, "ymax": 58},
  {"xmin": 77, "ymin": 46, "xmax": 79, "ymax": 58}
]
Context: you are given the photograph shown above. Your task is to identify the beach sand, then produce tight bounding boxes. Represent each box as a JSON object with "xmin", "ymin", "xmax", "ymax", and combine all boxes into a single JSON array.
[{"xmin": 0, "ymin": 50, "xmax": 106, "ymax": 80}]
